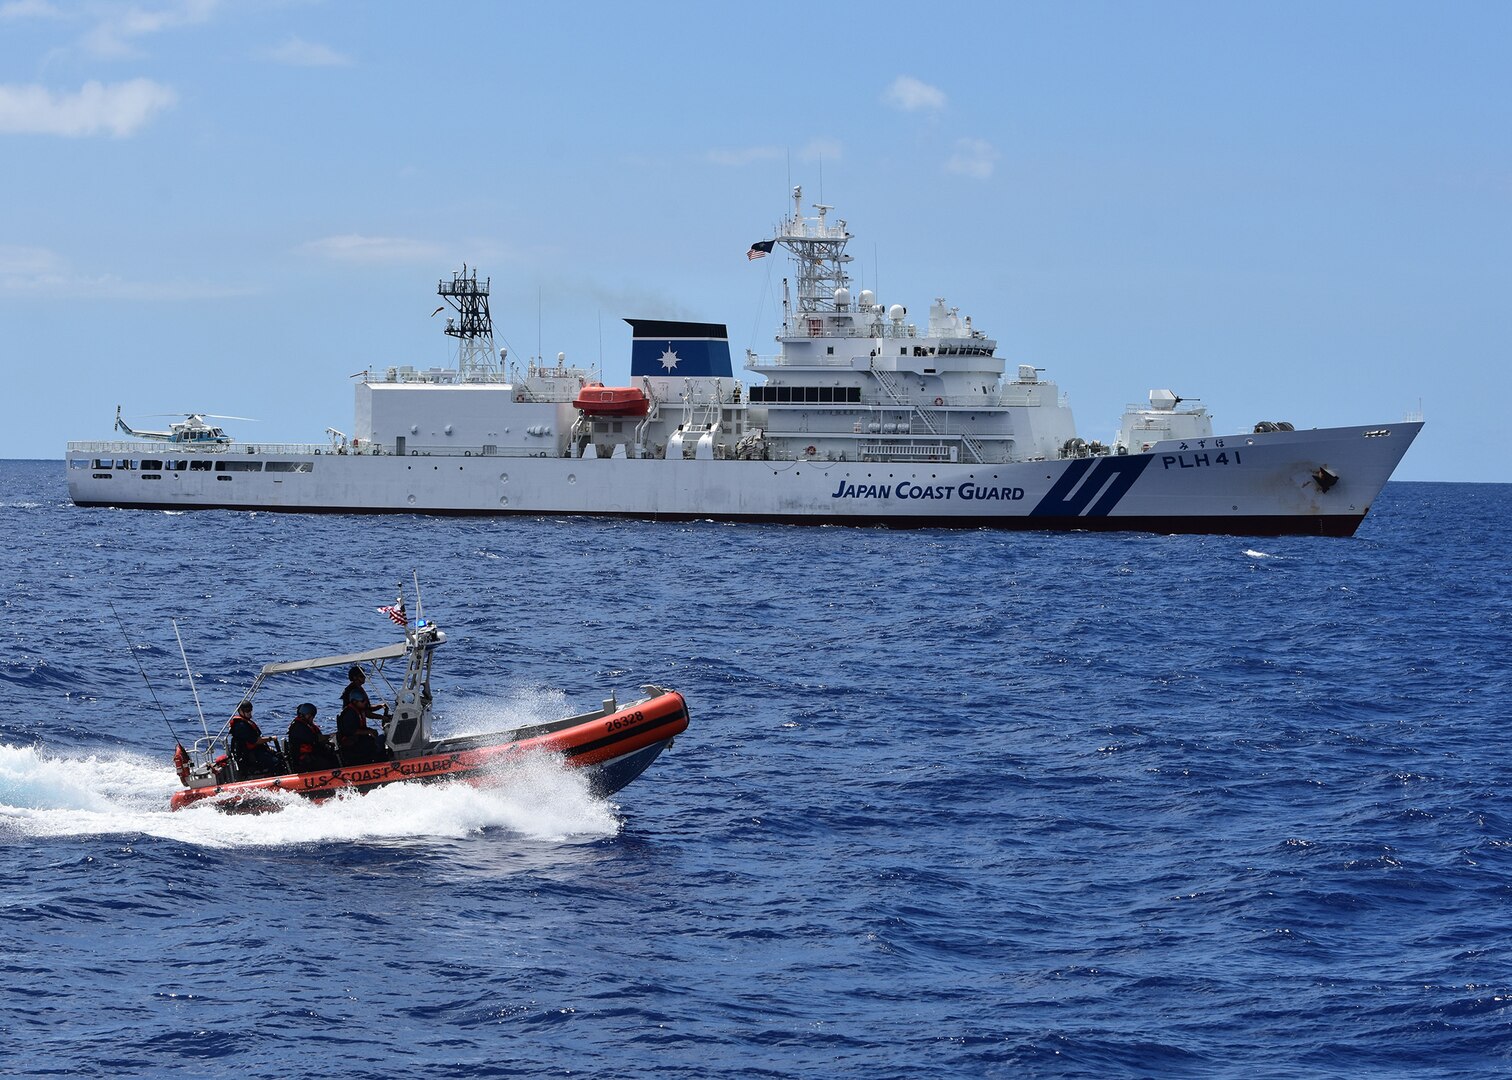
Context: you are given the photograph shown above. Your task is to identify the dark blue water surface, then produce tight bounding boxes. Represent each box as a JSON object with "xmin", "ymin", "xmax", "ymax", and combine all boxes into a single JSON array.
[{"xmin": 2, "ymin": 460, "xmax": 1509, "ymax": 1078}]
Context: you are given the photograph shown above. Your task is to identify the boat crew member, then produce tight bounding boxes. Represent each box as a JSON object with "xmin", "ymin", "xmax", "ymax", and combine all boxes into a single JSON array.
[
  {"xmin": 285, "ymin": 702, "xmax": 339, "ymax": 773},
  {"xmin": 228, "ymin": 700, "xmax": 281, "ymax": 779},
  {"xmin": 336, "ymin": 703, "xmax": 387, "ymax": 766},
  {"xmin": 341, "ymin": 665, "xmax": 389, "ymax": 723}
]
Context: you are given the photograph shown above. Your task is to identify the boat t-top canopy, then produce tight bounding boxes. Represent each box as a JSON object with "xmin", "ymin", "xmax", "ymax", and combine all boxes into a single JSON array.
[{"xmin": 257, "ymin": 640, "xmax": 412, "ymax": 677}]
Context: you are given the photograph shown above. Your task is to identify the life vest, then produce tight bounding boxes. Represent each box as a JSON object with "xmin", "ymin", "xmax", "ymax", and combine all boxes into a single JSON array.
[
  {"xmin": 287, "ymin": 716, "xmax": 321, "ymax": 746},
  {"xmin": 341, "ymin": 683, "xmax": 371, "ymax": 713},
  {"xmin": 336, "ymin": 705, "xmax": 372, "ymax": 745},
  {"xmin": 230, "ymin": 715, "xmax": 263, "ymax": 751}
]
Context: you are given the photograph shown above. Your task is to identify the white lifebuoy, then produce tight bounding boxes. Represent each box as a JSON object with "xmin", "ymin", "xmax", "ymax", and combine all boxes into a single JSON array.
[{"xmin": 934, "ymin": 397, "xmax": 944, "ymax": 406}]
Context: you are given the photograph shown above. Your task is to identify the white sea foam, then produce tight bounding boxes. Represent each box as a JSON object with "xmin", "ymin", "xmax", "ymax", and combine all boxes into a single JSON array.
[
  {"xmin": 433, "ymin": 688, "xmax": 573, "ymax": 740},
  {"xmin": 1244, "ymin": 549, "xmax": 1279, "ymax": 559},
  {"xmin": 0, "ymin": 742, "xmax": 618, "ymax": 849}
]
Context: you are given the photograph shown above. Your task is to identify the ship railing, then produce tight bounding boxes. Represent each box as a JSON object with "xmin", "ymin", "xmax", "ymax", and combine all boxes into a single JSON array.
[
  {"xmin": 67, "ymin": 440, "xmax": 382, "ymax": 456},
  {"xmin": 860, "ymin": 442, "xmax": 956, "ymax": 462},
  {"xmin": 769, "ymin": 323, "xmax": 922, "ymax": 342},
  {"xmin": 745, "ymin": 353, "xmax": 857, "ymax": 370},
  {"xmin": 780, "ymin": 220, "xmax": 849, "ymax": 241}
]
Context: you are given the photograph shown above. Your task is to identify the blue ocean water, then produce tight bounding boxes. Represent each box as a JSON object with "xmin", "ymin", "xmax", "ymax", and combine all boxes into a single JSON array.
[{"xmin": 1, "ymin": 459, "xmax": 1509, "ymax": 1079}]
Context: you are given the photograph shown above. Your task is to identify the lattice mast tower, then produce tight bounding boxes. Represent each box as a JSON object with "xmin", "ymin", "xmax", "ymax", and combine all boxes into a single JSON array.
[
  {"xmin": 773, "ymin": 185, "xmax": 854, "ymax": 325},
  {"xmin": 437, "ymin": 266, "xmax": 501, "ymax": 379}
]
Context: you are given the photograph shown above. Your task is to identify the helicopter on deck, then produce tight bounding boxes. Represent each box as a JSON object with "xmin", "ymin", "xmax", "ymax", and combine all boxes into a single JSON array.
[{"xmin": 113, "ymin": 407, "xmax": 252, "ymax": 446}]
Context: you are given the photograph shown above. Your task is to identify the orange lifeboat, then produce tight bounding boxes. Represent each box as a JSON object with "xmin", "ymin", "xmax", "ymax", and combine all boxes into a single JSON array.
[{"xmin": 573, "ymin": 384, "xmax": 649, "ymax": 417}]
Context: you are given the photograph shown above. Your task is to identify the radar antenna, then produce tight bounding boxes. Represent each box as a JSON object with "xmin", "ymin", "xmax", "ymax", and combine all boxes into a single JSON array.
[{"xmin": 437, "ymin": 265, "xmax": 500, "ymax": 379}]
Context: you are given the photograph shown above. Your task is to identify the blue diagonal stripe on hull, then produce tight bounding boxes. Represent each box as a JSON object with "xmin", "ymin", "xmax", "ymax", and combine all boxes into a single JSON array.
[{"xmin": 1029, "ymin": 455, "xmax": 1154, "ymax": 517}]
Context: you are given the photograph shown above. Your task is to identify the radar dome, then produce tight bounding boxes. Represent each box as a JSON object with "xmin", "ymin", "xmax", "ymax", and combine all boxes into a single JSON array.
[
  {"xmin": 834, "ymin": 287, "xmax": 851, "ymax": 308},
  {"xmin": 859, "ymin": 289, "xmax": 875, "ymax": 307},
  {"xmin": 889, "ymin": 304, "xmax": 906, "ymax": 322}
]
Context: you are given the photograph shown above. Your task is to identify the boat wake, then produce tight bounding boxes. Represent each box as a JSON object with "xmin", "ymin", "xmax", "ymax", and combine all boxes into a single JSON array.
[{"xmin": 0, "ymin": 741, "xmax": 619, "ymax": 849}]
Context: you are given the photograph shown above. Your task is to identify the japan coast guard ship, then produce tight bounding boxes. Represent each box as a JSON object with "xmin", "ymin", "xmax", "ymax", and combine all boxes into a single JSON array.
[{"xmin": 67, "ymin": 187, "xmax": 1421, "ymax": 536}]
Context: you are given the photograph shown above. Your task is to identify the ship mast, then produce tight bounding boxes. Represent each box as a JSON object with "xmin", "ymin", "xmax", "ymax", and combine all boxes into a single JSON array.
[
  {"xmin": 437, "ymin": 265, "xmax": 500, "ymax": 379},
  {"xmin": 772, "ymin": 185, "xmax": 853, "ymax": 318}
]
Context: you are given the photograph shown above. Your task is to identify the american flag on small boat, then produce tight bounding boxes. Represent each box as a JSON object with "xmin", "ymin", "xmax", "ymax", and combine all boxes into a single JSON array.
[{"xmin": 378, "ymin": 595, "xmax": 408, "ymax": 626}]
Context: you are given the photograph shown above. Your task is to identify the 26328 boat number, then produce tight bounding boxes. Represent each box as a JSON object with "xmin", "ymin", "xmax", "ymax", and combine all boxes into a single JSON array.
[{"xmin": 605, "ymin": 710, "xmax": 645, "ymax": 733}]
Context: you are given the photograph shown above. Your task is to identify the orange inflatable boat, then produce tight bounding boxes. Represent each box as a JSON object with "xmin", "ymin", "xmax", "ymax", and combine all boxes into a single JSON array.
[{"xmin": 169, "ymin": 616, "xmax": 689, "ymax": 811}]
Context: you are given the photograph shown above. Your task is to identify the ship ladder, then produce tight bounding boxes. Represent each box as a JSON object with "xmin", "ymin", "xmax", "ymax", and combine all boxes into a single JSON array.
[{"xmin": 869, "ymin": 361, "xmax": 985, "ymax": 465}]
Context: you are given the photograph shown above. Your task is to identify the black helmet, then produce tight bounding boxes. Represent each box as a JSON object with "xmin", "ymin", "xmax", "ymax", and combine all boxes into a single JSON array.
[{"xmin": 296, "ymin": 702, "xmax": 317, "ymax": 718}]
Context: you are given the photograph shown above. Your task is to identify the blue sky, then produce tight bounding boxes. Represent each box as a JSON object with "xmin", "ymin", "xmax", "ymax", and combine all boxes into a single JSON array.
[{"xmin": 2, "ymin": 1, "xmax": 1507, "ymax": 480}]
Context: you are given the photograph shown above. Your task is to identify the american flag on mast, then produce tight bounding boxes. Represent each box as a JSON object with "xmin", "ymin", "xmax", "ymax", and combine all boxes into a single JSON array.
[
  {"xmin": 747, "ymin": 240, "xmax": 774, "ymax": 261},
  {"xmin": 378, "ymin": 587, "xmax": 408, "ymax": 627}
]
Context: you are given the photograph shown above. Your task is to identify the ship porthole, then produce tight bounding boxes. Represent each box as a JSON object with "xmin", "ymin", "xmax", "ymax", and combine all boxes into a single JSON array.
[
  {"xmin": 568, "ymin": 473, "xmax": 577, "ymax": 484},
  {"xmin": 500, "ymin": 496, "xmax": 508, "ymax": 506},
  {"xmin": 407, "ymin": 494, "xmax": 417, "ymax": 505},
  {"xmin": 499, "ymin": 473, "xmax": 509, "ymax": 484}
]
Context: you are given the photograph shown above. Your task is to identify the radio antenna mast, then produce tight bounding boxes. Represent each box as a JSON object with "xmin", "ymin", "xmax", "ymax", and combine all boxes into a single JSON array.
[
  {"xmin": 107, "ymin": 601, "xmax": 185, "ymax": 747},
  {"xmin": 173, "ymin": 619, "xmax": 210, "ymax": 739}
]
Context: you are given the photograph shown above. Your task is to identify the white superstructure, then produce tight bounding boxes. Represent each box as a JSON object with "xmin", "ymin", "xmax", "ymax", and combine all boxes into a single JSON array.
[{"xmin": 67, "ymin": 189, "xmax": 1421, "ymax": 536}]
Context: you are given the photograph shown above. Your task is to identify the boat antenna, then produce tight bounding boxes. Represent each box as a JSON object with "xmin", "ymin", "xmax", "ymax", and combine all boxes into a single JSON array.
[
  {"xmin": 412, "ymin": 570, "xmax": 424, "ymax": 625},
  {"xmin": 106, "ymin": 601, "xmax": 186, "ymax": 747},
  {"xmin": 172, "ymin": 618, "xmax": 210, "ymax": 739}
]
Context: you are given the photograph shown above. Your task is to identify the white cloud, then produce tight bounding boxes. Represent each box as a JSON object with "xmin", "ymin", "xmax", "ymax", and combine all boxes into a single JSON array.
[
  {"xmin": 81, "ymin": 0, "xmax": 217, "ymax": 58},
  {"xmin": 883, "ymin": 75, "xmax": 946, "ymax": 114},
  {"xmin": 0, "ymin": 0, "xmax": 67, "ymax": 19},
  {"xmin": 0, "ymin": 245, "xmax": 66, "ymax": 276},
  {"xmin": 945, "ymin": 137, "xmax": 998, "ymax": 179},
  {"xmin": 0, "ymin": 247, "xmax": 253, "ymax": 299},
  {"xmin": 300, "ymin": 235, "xmax": 449, "ymax": 265},
  {"xmin": 0, "ymin": 79, "xmax": 177, "ymax": 137},
  {"xmin": 264, "ymin": 36, "xmax": 353, "ymax": 68}
]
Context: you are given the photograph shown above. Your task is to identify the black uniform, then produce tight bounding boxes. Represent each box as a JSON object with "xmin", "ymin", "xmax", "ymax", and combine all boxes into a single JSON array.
[
  {"xmin": 286, "ymin": 714, "xmax": 339, "ymax": 772},
  {"xmin": 229, "ymin": 714, "xmax": 280, "ymax": 778},
  {"xmin": 336, "ymin": 705, "xmax": 386, "ymax": 765}
]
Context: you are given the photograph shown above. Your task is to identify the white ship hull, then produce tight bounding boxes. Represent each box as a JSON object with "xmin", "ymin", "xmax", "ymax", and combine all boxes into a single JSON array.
[
  {"xmin": 71, "ymin": 191, "xmax": 1423, "ymax": 536},
  {"xmin": 67, "ymin": 420, "xmax": 1420, "ymax": 536}
]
